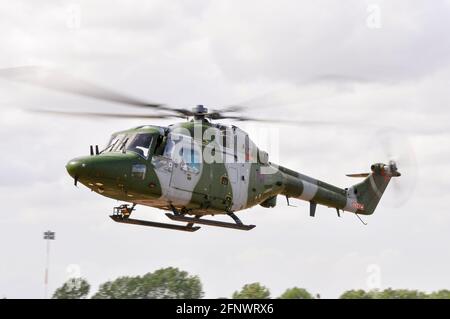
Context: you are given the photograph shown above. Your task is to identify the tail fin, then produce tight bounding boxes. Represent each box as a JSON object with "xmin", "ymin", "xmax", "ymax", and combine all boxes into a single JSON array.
[{"xmin": 347, "ymin": 162, "xmax": 400, "ymax": 215}]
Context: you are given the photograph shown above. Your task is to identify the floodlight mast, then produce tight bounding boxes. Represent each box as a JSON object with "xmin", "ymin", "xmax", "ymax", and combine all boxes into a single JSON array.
[{"xmin": 43, "ymin": 231, "xmax": 55, "ymax": 299}]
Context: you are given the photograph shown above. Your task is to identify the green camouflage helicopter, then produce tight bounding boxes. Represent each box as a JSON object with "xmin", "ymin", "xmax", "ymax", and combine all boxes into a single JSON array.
[{"xmin": 1, "ymin": 67, "xmax": 402, "ymax": 232}]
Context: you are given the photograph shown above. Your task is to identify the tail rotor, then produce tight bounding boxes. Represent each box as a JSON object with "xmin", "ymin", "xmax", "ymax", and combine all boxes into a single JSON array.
[{"xmin": 374, "ymin": 128, "xmax": 417, "ymax": 207}]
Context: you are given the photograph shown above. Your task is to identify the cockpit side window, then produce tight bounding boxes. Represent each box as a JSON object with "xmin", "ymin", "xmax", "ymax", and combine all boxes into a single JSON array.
[
  {"xmin": 180, "ymin": 146, "xmax": 201, "ymax": 174},
  {"xmin": 162, "ymin": 135, "xmax": 201, "ymax": 172},
  {"xmin": 126, "ymin": 133, "xmax": 153, "ymax": 158},
  {"xmin": 163, "ymin": 138, "xmax": 175, "ymax": 158}
]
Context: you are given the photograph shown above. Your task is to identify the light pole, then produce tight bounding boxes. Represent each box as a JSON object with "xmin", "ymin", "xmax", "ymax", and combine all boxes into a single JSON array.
[{"xmin": 43, "ymin": 230, "xmax": 55, "ymax": 299}]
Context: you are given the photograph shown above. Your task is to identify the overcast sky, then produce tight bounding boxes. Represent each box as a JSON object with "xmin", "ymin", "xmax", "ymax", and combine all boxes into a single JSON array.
[{"xmin": 1, "ymin": 0, "xmax": 450, "ymax": 299}]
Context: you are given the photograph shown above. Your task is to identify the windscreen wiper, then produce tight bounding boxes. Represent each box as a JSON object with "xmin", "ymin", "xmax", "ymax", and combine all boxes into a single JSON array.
[
  {"xmin": 120, "ymin": 138, "xmax": 129, "ymax": 153},
  {"xmin": 100, "ymin": 139, "xmax": 118, "ymax": 154}
]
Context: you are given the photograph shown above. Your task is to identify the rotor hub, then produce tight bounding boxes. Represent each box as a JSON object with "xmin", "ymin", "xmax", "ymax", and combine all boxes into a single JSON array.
[
  {"xmin": 193, "ymin": 105, "xmax": 208, "ymax": 114},
  {"xmin": 388, "ymin": 160, "xmax": 401, "ymax": 177},
  {"xmin": 192, "ymin": 105, "xmax": 209, "ymax": 120}
]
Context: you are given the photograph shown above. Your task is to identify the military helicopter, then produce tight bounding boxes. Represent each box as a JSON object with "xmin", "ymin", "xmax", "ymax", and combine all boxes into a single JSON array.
[{"xmin": 1, "ymin": 66, "xmax": 405, "ymax": 232}]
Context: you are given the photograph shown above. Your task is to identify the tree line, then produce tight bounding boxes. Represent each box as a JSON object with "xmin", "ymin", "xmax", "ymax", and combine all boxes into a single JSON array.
[{"xmin": 52, "ymin": 267, "xmax": 450, "ymax": 299}]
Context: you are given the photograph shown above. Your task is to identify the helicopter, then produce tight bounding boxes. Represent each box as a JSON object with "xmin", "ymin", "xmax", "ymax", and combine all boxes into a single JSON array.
[{"xmin": 0, "ymin": 66, "xmax": 403, "ymax": 232}]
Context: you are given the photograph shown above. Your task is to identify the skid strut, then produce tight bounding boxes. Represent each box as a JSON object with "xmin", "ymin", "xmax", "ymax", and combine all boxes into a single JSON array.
[{"xmin": 112, "ymin": 204, "xmax": 136, "ymax": 219}]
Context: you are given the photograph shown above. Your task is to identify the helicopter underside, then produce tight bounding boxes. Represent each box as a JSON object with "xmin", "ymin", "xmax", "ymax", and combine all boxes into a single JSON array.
[
  {"xmin": 109, "ymin": 202, "xmax": 256, "ymax": 232},
  {"xmin": 79, "ymin": 172, "xmax": 260, "ymax": 231}
]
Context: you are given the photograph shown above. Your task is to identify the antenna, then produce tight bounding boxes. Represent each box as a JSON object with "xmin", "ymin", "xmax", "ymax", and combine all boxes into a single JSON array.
[
  {"xmin": 355, "ymin": 213, "xmax": 367, "ymax": 226},
  {"xmin": 43, "ymin": 230, "xmax": 55, "ymax": 299}
]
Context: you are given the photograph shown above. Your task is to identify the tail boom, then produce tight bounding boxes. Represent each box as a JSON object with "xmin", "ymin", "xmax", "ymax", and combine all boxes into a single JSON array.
[{"xmin": 279, "ymin": 163, "xmax": 399, "ymax": 216}]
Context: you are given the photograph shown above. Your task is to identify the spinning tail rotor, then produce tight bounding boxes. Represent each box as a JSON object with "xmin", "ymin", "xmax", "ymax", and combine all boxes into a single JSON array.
[{"xmin": 346, "ymin": 128, "xmax": 417, "ymax": 208}]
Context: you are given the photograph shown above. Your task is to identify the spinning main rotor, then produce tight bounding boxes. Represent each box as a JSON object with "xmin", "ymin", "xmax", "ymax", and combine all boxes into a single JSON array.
[{"xmin": 0, "ymin": 66, "xmax": 339, "ymax": 125}]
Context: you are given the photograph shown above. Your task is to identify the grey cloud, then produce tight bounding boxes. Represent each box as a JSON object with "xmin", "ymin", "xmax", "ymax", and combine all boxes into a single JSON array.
[{"xmin": 205, "ymin": 0, "xmax": 450, "ymax": 83}]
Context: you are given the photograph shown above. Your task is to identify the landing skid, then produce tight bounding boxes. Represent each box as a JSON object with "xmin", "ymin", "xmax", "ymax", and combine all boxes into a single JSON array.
[
  {"xmin": 166, "ymin": 213, "xmax": 256, "ymax": 231},
  {"xmin": 109, "ymin": 215, "xmax": 200, "ymax": 232},
  {"xmin": 110, "ymin": 204, "xmax": 255, "ymax": 232}
]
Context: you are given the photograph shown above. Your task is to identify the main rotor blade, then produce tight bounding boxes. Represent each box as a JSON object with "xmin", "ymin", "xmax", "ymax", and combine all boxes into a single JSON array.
[
  {"xmin": 211, "ymin": 105, "xmax": 246, "ymax": 114},
  {"xmin": 214, "ymin": 85, "xmax": 342, "ymax": 115},
  {"xmin": 210, "ymin": 114, "xmax": 349, "ymax": 126},
  {"xmin": 0, "ymin": 66, "xmax": 177, "ymax": 112},
  {"xmin": 31, "ymin": 109, "xmax": 182, "ymax": 120}
]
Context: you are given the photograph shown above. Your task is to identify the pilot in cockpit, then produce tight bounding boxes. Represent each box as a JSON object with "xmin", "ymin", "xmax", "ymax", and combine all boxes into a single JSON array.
[{"xmin": 127, "ymin": 133, "xmax": 153, "ymax": 158}]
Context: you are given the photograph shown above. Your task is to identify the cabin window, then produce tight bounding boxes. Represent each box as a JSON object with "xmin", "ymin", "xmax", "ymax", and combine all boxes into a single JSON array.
[
  {"xmin": 163, "ymin": 135, "xmax": 201, "ymax": 173},
  {"xmin": 127, "ymin": 133, "xmax": 153, "ymax": 158},
  {"xmin": 179, "ymin": 146, "xmax": 201, "ymax": 174}
]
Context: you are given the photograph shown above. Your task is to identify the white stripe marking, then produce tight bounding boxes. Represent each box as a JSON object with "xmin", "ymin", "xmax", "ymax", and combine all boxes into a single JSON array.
[{"xmin": 299, "ymin": 181, "xmax": 318, "ymax": 201}]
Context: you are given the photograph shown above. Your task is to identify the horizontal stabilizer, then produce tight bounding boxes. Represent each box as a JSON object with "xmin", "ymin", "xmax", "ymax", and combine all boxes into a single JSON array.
[{"xmin": 346, "ymin": 173, "xmax": 370, "ymax": 178}]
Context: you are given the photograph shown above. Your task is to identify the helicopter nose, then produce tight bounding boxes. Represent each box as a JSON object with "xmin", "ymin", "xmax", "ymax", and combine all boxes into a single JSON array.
[{"xmin": 66, "ymin": 158, "xmax": 86, "ymax": 178}]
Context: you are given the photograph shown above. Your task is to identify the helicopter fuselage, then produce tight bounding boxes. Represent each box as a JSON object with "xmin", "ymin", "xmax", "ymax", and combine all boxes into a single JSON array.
[
  {"xmin": 66, "ymin": 121, "xmax": 396, "ymax": 218},
  {"xmin": 0, "ymin": 66, "xmax": 400, "ymax": 230}
]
